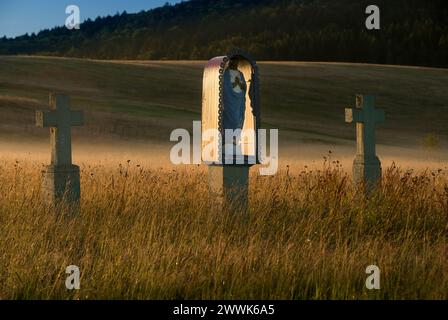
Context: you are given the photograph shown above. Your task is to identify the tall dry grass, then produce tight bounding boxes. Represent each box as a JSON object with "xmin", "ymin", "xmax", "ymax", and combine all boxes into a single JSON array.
[{"xmin": 0, "ymin": 156, "xmax": 447, "ymax": 300}]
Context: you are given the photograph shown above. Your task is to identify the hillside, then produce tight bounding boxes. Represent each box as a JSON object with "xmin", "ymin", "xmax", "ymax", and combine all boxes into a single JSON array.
[
  {"xmin": 1, "ymin": 0, "xmax": 448, "ymax": 68},
  {"xmin": 1, "ymin": 56, "xmax": 447, "ymax": 158}
]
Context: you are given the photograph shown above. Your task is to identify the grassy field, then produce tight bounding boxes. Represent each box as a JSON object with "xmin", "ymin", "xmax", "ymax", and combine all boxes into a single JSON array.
[
  {"xmin": 0, "ymin": 56, "xmax": 447, "ymax": 299},
  {"xmin": 0, "ymin": 158, "xmax": 447, "ymax": 299},
  {"xmin": 1, "ymin": 56, "xmax": 448, "ymax": 148}
]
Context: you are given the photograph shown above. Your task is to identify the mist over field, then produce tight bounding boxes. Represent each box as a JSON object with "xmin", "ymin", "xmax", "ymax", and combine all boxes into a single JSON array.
[{"xmin": 1, "ymin": 56, "xmax": 447, "ymax": 170}]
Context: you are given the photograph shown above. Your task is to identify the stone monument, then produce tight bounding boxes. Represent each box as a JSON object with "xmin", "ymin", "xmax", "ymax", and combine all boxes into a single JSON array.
[
  {"xmin": 36, "ymin": 93, "xmax": 84, "ymax": 212},
  {"xmin": 202, "ymin": 49, "xmax": 261, "ymax": 212},
  {"xmin": 345, "ymin": 94, "xmax": 385, "ymax": 189}
]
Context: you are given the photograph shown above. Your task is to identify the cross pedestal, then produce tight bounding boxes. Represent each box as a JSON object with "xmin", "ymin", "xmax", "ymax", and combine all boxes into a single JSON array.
[
  {"xmin": 352, "ymin": 154, "xmax": 382, "ymax": 186},
  {"xmin": 345, "ymin": 95, "xmax": 385, "ymax": 189},
  {"xmin": 41, "ymin": 164, "xmax": 80, "ymax": 203},
  {"xmin": 36, "ymin": 93, "xmax": 84, "ymax": 213},
  {"xmin": 208, "ymin": 164, "xmax": 249, "ymax": 213}
]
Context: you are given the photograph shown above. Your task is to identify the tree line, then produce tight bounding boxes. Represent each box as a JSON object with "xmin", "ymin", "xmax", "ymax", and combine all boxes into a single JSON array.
[{"xmin": 1, "ymin": 0, "xmax": 447, "ymax": 68}]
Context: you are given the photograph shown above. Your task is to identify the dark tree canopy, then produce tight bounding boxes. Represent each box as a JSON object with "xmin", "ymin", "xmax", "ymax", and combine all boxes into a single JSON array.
[{"xmin": 1, "ymin": 0, "xmax": 447, "ymax": 68}]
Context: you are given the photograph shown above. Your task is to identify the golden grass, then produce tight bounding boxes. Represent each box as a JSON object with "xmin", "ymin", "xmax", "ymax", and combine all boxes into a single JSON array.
[{"xmin": 0, "ymin": 157, "xmax": 447, "ymax": 300}]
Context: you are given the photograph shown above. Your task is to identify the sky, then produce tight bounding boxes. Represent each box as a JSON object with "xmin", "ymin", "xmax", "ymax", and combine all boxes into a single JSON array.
[{"xmin": 0, "ymin": 0, "xmax": 183, "ymax": 38}]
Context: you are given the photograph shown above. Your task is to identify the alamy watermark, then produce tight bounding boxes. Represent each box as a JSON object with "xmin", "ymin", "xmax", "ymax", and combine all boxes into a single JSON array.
[
  {"xmin": 365, "ymin": 265, "xmax": 380, "ymax": 290},
  {"xmin": 170, "ymin": 121, "xmax": 279, "ymax": 175},
  {"xmin": 65, "ymin": 5, "xmax": 80, "ymax": 30},
  {"xmin": 365, "ymin": 5, "xmax": 380, "ymax": 30},
  {"xmin": 65, "ymin": 265, "xmax": 80, "ymax": 290}
]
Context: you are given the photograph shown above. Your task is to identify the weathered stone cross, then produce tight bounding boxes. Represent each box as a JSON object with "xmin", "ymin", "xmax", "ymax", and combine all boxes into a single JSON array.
[
  {"xmin": 36, "ymin": 94, "xmax": 84, "ymax": 166},
  {"xmin": 36, "ymin": 93, "xmax": 84, "ymax": 212},
  {"xmin": 345, "ymin": 95, "xmax": 385, "ymax": 187}
]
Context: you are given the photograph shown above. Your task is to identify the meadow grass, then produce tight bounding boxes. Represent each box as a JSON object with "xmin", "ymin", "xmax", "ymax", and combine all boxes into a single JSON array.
[{"xmin": 0, "ymin": 158, "xmax": 446, "ymax": 300}]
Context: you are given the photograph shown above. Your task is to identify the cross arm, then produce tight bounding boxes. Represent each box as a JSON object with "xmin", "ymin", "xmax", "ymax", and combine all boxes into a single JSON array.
[
  {"xmin": 345, "ymin": 108, "xmax": 364, "ymax": 123},
  {"xmin": 70, "ymin": 110, "xmax": 84, "ymax": 126},
  {"xmin": 36, "ymin": 110, "xmax": 58, "ymax": 128}
]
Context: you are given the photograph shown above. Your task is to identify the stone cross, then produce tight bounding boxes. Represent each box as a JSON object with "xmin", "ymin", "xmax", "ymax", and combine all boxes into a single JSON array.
[
  {"xmin": 345, "ymin": 95, "xmax": 385, "ymax": 187},
  {"xmin": 36, "ymin": 93, "xmax": 84, "ymax": 212},
  {"xmin": 36, "ymin": 94, "xmax": 84, "ymax": 166}
]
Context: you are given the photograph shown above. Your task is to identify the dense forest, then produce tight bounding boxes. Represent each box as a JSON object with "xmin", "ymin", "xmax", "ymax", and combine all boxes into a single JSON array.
[{"xmin": 1, "ymin": 0, "xmax": 447, "ymax": 67}]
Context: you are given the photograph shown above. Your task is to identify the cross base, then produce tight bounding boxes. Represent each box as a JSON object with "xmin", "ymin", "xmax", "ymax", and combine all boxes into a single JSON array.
[
  {"xmin": 208, "ymin": 165, "xmax": 249, "ymax": 213},
  {"xmin": 42, "ymin": 164, "xmax": 81, "ymax": 215},
  {"xmin": 352, "ymin": 154, "xmax": 382, "ymax": 189}
]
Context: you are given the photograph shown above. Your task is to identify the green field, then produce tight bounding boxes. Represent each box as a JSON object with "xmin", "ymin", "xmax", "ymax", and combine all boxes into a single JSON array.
[{"xmin": 1, "ymin": 56, "xmax": 447, "ymax": 149}]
